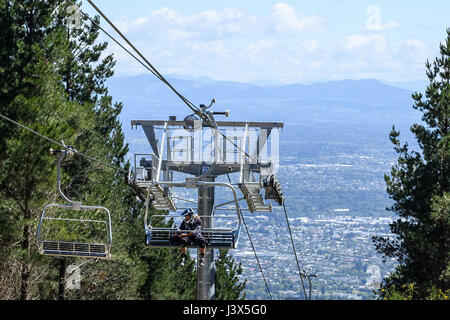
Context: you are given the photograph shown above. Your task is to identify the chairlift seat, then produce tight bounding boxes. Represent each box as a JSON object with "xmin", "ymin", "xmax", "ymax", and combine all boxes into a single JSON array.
[
  {"xmin": 146, "ymin": 228, "xmax": 240, "ymax": 249},
  {"xmin": 39, "ymin": 240, "xmax": 111, "ymax": 259}
]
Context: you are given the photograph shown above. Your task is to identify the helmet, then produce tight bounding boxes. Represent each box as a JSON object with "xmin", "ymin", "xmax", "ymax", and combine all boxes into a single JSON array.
[{"xmin": 181, "ymin": 208, "xmax": 195, "ymax": 217}]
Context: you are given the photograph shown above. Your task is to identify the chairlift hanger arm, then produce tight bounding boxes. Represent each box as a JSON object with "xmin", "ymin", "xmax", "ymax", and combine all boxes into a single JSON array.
[{"xmin": 54, "ymin": 149, "xmax": 82, "ymax": 207}]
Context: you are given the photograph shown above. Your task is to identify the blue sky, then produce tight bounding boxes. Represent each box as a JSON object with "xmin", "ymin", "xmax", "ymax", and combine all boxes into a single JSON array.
[{"xmin": 80, "ymin": 1, "xmax": 449, "ymax": 85}]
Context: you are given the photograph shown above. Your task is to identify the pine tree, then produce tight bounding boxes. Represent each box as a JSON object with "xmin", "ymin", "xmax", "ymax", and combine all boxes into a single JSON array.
[
  {"xmin": 0, "ymin": 0, "xmax": 145, "ymax": 299},
  {"xmin": 0, "ymin": 0, "xmax": 86, "ymax": 300},
  {"xmin": 215, "ymin": 249, "xmax": 247, "ymax": 300},
  {"xmin": 45, "ymin": 1, "xmax": 148, "ymax": 300},
  {"xmin": 373, "ymin": 28, "xmax": 450, "ymax": 300},
  {"xmin": 140, "ymin": 249, "xmax": 197, "ymax": 300},
  {"xmin": 0, "ymin": 0, "xmax": 248, "ymax": 301}
]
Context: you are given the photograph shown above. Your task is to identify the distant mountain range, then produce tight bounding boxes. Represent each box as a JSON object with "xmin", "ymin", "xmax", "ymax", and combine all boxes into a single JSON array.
[{"xmin": 106, "ymin": 75, "xmax": 416, "ymax": 109}]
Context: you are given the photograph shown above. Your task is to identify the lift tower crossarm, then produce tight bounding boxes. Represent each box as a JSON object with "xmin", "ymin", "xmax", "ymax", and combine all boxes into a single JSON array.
[{"xmin": 131, "ymin": 120, "xmax": 284, "ymax": 129}]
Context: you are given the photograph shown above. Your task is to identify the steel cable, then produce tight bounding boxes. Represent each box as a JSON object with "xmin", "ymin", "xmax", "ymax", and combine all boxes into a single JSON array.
[{"xmin": 0, "ymin": 113, "xmax": 127, "ymax": 173}]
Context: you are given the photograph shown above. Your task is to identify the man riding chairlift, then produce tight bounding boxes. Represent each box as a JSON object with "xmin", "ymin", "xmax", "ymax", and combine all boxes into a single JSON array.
[{"xmin": 171, "ymin": 208, "xmax": 206, "ymax": 267}]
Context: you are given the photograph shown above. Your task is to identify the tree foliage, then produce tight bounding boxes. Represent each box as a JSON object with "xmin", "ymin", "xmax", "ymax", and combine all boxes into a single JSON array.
[
  {"xmin": 215, "ymin": 249, "xmax": 247, "ymax": 300},
  {"xmin": 0, "ymin": 0, "xmax": 246, "ymax": 300},
  {"xmin": 373, "ymin": 28, "xmax": 450, "ymax": 300}
]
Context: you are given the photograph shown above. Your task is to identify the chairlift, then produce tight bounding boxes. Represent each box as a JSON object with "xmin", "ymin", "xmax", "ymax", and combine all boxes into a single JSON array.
[
  {"xmin": 36, "ymin": 149, "xmax": 112, "ymax": 259},
  {"xmin": 146, "ymin": 213, "xmax": 241, "ymax": 250},
  {"xmin": 144, "ymin": 182, "xmax": 242, "ymax": 250},
  {"xmin": 263, "ymin": 174, "xmax": 284, "ymax": 206}
]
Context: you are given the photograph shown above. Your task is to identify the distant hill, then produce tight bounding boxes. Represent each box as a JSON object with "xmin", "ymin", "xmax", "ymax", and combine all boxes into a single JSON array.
[
  {"xmin": 382, "ymin": 79, "xmax": 428, "ymax": 92},
  {"xmin": 106, "ymin": 75, "xmax": 413, "ymax": 108}
]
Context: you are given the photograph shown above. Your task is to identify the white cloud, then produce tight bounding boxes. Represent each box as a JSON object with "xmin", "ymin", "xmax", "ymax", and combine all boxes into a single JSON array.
[
  {"xmin": 105, "ymin": 4, "xmax": 328, "ymax": 83},
  {"xmin": 114, "ymin": 4, "xmax": 324, "ymax": 42},
  {"xmin": 366, "ymin": 21, "xmax": 401, "ymax": 31},
  {"xmin": 272, "ymin": 2, "xmax": 325, "ymax": 33},
  {"xmin": 345, "ymin": 34, "xmax": 387, "ymax": 53},
  {"xmin": 400, "ymin": 39, "xmax": 430, "ymax": 65},
  {"xmin": 102, "ymin": 5, "xmax": 429, "ymax": 84},
  {"xmin": 245, "ymin": 40, "xmax": 275, "ymax": 61},
  {"xmin": 309, "ymin": 61, "xmax": 323, "ymax": 70},
  {"xmin": 301, "ymin": 40, "xmax": 320, "ymax": 53},
  {"xmin": 402, "ymin": 39, "xmax": 426, "ymax": 50},
  {"xmin": 115, "ymin": 7, "xmax": 257, "ymax": 41}
]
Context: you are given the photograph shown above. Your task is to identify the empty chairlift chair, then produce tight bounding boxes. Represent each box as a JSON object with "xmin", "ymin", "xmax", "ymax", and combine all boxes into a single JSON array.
[
  {"xmin": 36, "ymin": 149, "xmax": 113, "ymax": 259},
  {"xmin": 239, "ymin": 167, "xmax": 273, "ymax": 213}
]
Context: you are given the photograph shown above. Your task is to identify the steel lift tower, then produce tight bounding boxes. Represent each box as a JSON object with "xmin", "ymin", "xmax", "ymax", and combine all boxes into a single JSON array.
[{"xmin": 130, "ymin": 114, "xmax": 284, "ymax": 300}]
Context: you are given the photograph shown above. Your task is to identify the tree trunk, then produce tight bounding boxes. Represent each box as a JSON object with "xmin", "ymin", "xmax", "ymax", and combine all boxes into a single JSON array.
[
  {"xmin": 58, "ymin": 258, "xmax": 67, "ymax": 300},
  {"xmin": 20, "ymin": 223, "xmax": 30, "ymax": 300}
]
